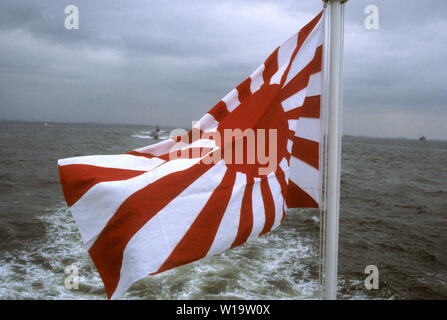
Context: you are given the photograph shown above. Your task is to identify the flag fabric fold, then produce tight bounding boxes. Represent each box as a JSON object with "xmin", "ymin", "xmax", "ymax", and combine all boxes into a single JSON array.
[{"xmin": 58, "ymin": 11, "xmax": 324, "ymax": 299}]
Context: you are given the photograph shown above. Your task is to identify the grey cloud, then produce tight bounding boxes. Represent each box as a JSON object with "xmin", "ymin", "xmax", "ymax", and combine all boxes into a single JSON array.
[{"xmin": 0, "ymin": 0, "xmax": 446, "ymax": 140}]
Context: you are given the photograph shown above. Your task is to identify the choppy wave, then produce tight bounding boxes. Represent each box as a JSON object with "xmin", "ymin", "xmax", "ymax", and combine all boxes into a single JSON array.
[
  {"xmin": 131, "ymin": 132, "xmax": 169, "ymax": 140},
  {"xmin": 131, "ymin": 134, "xmax": 153, "ymax": 139},
  {"xmin": 0, "ymin": 207, "xmax": 103, "ymax": 299},
  {"xmin": 141, "ymin": 130, "xmax": 167, "ymax": 134},
  {"xmin": 0, "ymin": 207, "xmax": 323, "ymax": 300}
]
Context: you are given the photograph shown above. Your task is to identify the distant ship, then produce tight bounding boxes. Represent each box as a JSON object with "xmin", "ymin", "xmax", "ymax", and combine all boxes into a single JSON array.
[
  {"xmin": 149, "ymin": 125, "xmax": 160, "ymax": 139},
  {"xmin": 419, "ymin": 135, "xmax": 426, "ymax": 142}
]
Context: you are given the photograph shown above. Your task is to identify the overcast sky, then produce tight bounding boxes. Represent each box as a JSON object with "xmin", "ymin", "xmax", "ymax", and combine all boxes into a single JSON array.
[{"xmin": 0, "ymin": 0, "xmax": 446, "ymax": 139}]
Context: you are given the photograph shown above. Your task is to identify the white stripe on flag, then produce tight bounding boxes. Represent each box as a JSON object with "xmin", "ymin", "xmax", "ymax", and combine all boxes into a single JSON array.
[
  {"xmin": 58, "ymin": 154, "xmax": 164, "ymax": 172},
  {"xmin": 294, "ymin": 118, "xmax": 321, "ymax": 142},
  {"xmin": 284, "ymin": 18, "xmax": 323, "ymax": 86},
  {"xmin": 278, "ymin": 33, "xmax": 299, "ymax": 68},
  {"xmin": 112, "ymin": 161, "xmax": 228, "ymax": 299},
  {"xmin": 280, "ymin": 158, "xmax": 289, "ymax": 181},
  {"xmin": 250, "ymin": 64, "xmax": 265, "ymax": 94},
  {"xmin": 70, "ymin": 158, "xmax": 204, "ymax": 248},
  {"xmin": 270, "ymin": 64, "xmax": 288, "ymax": 85},
  {"xmin": 194, "ymin": 113, "xmax": 219, "ymax": 132},
  {"xmin": 177, "ymin": 138, "xmax": 217, "ymax": 151},
  {"xmin": 305, "ymin": 71, "xmax": 323, "ymax": 97},
  {"xmin": 248, "ymin": 177, "xmax": 265, "ymax": 240},
  {"xmin": 281, "ymin": 71, "xmax": 322, "ymax": 112},
  {"xmin": 288, "ymin": 119, "xmax": 298, "ymax": 133},
  {"xmin": 287, "ymin": 139, "xmax": 293, "ymax": 153},
  {"xmin": 289, "ymin": 156, "xmax": 320, "ymax": 204},
  {"xmin": 206, "ymin": 172, "xmax": 247, "ymax": 257},
  {"xmin": 134, "ymin": 139, "xmax": 177, "ymax": 156},
  {"xmin": 268, "ymin": 173, "xmax": 284, "ymax": 230},
  {"xmin": 222, "ymin": 88, "xmax": 240, "ymax": 112}
]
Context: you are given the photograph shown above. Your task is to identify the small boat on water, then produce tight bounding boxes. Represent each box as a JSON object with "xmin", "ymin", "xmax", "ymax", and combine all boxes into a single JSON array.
[
  {"xmin": 419, "ymin": 135, "xmax": 426, "ymax": 142},
  {"xmin": 149, "ymin": 125, "xmax": 160, "ymax": 139}
]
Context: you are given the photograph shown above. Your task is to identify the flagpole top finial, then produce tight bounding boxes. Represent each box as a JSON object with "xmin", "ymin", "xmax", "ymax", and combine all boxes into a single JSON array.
[{"xmin": 323, "ymin": 0, "xmax": 348, "ymax": 5}]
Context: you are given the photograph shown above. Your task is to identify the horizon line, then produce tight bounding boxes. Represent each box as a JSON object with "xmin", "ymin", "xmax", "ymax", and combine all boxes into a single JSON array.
[{"xmin": 0, "ymin": 119, "xmax": 444, "ymax": 142}]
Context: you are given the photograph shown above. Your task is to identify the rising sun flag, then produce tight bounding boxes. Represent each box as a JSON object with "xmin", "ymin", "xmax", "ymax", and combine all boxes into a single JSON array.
[{"xmin": 58, "ymin": 11, "xmax": 326, "ymax": 299}]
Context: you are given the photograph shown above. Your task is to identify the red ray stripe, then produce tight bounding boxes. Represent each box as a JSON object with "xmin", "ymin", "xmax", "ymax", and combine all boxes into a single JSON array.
[
  {"xmin": 288, "ymin": 130, "xmax": 295, "ymax": 139},
  {"xmin": 286, "ymin": 180, "xmax": 318, "ymax": 208},
  {"xmin": 156, "ymin": 170, "xmax": 236, "ymax": 273},
  {"xmin": 259, "ymin": 178, "xmax": 276, "ymax": 236},
  {"xmin": 275, "ymin": 167, "xmax": 288, "ymax": 200},
  {"xmin": 58, "ymin": 164, "xmax": 146, "ymax": 207},
  {"xmin": 129, "ymin": 150, "xmax": 172, "ymax": 161},
  {"xmin": 280, "ymin": 45, "xmax": 322, "ymax": 101},
  {"xmin": 279, "ymin": 11, "xmax": 323, "ymax": 87},
  {"xmin": 298, "ymin": 11, "xmax": 323, "ymax": 48},
  {"xmin": 275, "ymin": 168, "xmax": 288, "ymax": 223},
  {"xmin": 291, "ymin": 137, "xmax": 319, "ymax": 169},
  {"xmin": 209, "ymin": 101, "xmax": 229, "ymax": 123},
  {"xmin": 275, "ymin": 167, "xmax": 288, "ymax": 223},
  {"xmin": 262, "ymin": 48, "xmax": 279, "ymax": 83},
  {"xmin": 285, "ymin": 95, "xmax": 321, "ymax": 119},
  {"xmin": 161, "ymin": 147, "xmax": 214, "ymax": 161},
  {"xmin": 231, "ymin": 176, "xmax": 254, "ymax": 248},
  {"xmin": 236, "ymin": 78, "xmax": 252, "ymax": 103},
  {"xmin": 127, "ymin": 150, "xmax": 157, "ymax": 159},
  {"xmin": 88, "ymin": 162, "xmax": 213, "ymax": 299},
  {"xmin": 299, "ymin": 95, "xmax": 321, "ymax": 118},
  {"xmin": 285, "ymin": 109, "xmax": 299, "ymax": 121}
]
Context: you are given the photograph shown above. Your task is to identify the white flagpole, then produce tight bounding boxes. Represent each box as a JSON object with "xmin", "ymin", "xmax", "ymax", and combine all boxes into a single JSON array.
[{"xmin": 324, "ymin": 0, "xmax": 346, "ymax": 300}]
